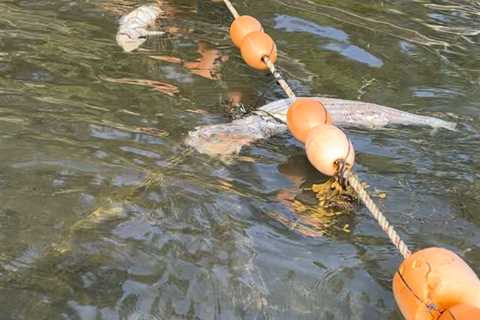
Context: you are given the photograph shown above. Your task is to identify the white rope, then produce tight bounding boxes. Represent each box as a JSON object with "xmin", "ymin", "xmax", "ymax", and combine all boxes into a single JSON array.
[
  {"xmin": 223, "ymin": 0, "xmax": 240, "ymax": 18},
  {"xmin": 346, "ymin": 172, "xmax": 411, "ymax": 258}
]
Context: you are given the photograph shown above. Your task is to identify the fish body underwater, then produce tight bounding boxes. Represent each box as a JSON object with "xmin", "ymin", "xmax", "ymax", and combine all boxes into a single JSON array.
[
  {"xmin": 186, "ymin": 97, "xmax": 456, "ymax": 156},
  {"xmin": 260, "ymin": 97, "xmax": 456, "ymax": 131}
]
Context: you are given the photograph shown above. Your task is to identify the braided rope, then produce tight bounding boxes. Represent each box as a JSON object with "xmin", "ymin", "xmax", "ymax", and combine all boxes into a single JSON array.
[
  {"xmin": 263, "ymin": 57, "xmax": 296, "ymax": 99},
  {"xmin": 223, "ymin": 0, "xmax": 240, "ymax": 18},
  {"xmin": 345, "ymin": 172, "xmax": 411, "ymax": 259},
  {"xmin": 222, "ymin": 0, "xmax": 411, "ymax": 259}
]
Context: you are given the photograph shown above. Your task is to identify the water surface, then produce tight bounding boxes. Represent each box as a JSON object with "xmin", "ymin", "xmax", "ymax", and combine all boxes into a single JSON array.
[{"xmin": 0, "ymin": 0, "xmax": 479, "ymax": 319}]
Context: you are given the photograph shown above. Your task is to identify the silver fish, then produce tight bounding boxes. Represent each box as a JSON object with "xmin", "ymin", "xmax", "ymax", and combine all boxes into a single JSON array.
[{"xmin": 186, "ymin": 97, "xmax": 456, "ymax": 156}]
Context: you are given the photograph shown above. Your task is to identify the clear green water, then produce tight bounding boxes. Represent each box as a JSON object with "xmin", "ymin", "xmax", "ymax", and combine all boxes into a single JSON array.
[{"xmin": 0, "ymin": 0, "xmax": 479, "ymax": 319}]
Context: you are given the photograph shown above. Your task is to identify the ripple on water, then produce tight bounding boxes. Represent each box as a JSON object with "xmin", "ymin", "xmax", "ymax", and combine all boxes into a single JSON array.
[{"xmin": 0, "ymin": 0, "xmax": 478, "ymax": 319}]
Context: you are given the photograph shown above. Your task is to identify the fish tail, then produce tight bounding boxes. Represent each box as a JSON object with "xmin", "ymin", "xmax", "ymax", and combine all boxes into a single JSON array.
[{"xmin": 432, "ymin": 118, "xmax": 457, "ymax": 131}]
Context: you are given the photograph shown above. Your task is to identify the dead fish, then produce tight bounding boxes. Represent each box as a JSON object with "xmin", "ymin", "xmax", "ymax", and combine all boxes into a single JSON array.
[
  {"xmin": 185, "ymin": 97, "xmax": 456, "ymax": 156},
  {"xmin": 116, "ymin": 4, "xmax": 164, "ymax": 52},
  {"xmin": 260, "ymin": 97, "xmax": 456, "ymax": 130}
]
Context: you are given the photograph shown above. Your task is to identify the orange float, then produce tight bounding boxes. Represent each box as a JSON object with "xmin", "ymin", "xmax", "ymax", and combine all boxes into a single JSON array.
[
  {"xmin": 240, "ymin": 31, "xmax": 277, "ymax": 70},
  {"xmin": 438, "ymin": 304, "xmax": 480, "ymax": 320},
  {"xmin": 287, "ymin": 98, "xmax": 332, "ymax": 143},
  {"xmin": 230, "ymin": 15, "xmax": 263, "ymax": 48},
  {"xmin": 393, "ymin": 247, "xmax": 480, "ymax": 320},
  {"xmin": 305, "ymin": 124, "xmax": 355, "ymax": 176}
]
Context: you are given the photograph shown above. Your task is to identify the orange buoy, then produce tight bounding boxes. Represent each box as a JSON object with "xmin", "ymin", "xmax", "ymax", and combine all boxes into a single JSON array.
[
  {"xmin": 438, "ymin": 304, "xmax": 480, "ymax": 320},
  {"xmin": 240, "ymin": 31, "xmax": 277, "ymax": 70},
  {"xmin": 287, "ymin": 98, "xmax": 332, "ymax": 143},
  {"xmin": 305, "ymin": 124, "xmax": 355, "ymax": 176},
  {"xmin": 393, "ymin": 247, "xmax": 480, "ymax": 320},
  {"xmin": 230, "ymin": 15, "xmax": 263, "ymax": 48}
]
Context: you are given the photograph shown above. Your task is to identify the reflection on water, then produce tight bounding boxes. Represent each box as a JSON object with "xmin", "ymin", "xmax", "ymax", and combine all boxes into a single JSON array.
[
  {"xmin": 0, "ymin": 0, "xmax": 479, "ymax": 319},
  {"xmin": 274, "ymin": 15, "xmax": 384, "ymax": 67}
]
